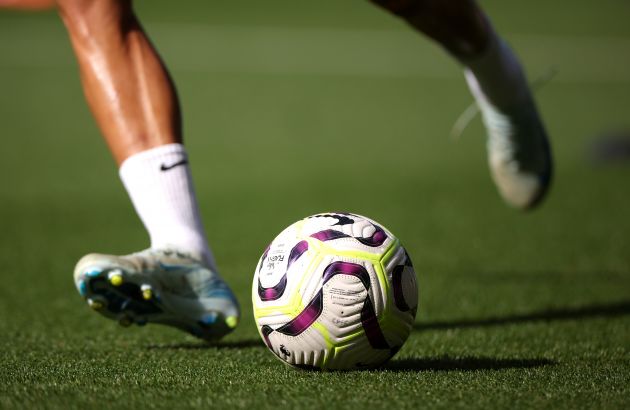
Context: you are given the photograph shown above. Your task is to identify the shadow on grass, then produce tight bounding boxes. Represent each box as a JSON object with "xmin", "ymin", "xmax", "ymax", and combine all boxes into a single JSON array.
[
  {"xmin": 414, "ymin": 300, "xmax": 630, "ymax": 331},
  {"xmin": 384, "ymin": 356, "xmax": 556, "ymax": 372},
  {"xmin": 146, "ymin": 338, "xmax": 265, "ymax": 350}
]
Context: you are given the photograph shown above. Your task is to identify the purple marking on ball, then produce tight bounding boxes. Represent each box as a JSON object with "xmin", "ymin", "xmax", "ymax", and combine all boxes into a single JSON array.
[
  {"xmin": 310, "ymin": 229, "xmax": 350, "ymax": 242},
  {"xmin": 360, "ymin": 295, "xmax": 390, "ymax": 350},
  {"xmin": 322, "ymin": 261, "xmax": 371, "ymax": 290},
  {"xmin": 356, "ymin": 225, "xmax": 387, "ymax": 247},
  {"xmin": 276, "ymin": 292, "xmax": 323, "ymax": 336},
  {"xmin": 287, "ymin": 240, "xmax": 308, "ymax": 269},
  {"xmin": 257, "ymin": 241, "xmax": 308, "ymax": 301},
  {"xmin": 258, "ymin": 274, "xmax": 288, "ymax": 301}
]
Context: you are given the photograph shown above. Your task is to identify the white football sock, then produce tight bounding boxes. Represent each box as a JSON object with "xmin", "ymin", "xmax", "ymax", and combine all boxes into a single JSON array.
[
  {"xmin": 462, "ymin": 26, "xmax": 531, "ymax": 111},
  {"xmin": 119, "ymin": 143, "xmax": 215, "ymax": 269}
]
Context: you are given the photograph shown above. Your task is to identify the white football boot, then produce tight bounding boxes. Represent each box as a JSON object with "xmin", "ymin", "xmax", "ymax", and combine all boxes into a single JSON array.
[
  {"xmin": 465, "ymin": 71, "xmax": 553, "ymax": 210},
  {"xmin": 73, "ymin": 248, "xmax": 240, "ymax": 341}
]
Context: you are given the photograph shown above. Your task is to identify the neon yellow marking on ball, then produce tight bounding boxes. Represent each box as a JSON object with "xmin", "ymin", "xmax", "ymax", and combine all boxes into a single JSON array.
[
  {"xmin": 380, "ymin": 238, "xmax": 401, "ymax": 263},
  {"xmin": 337, "ymin": 327, "xmax": 367, "ymax": 345},
  {"xmin": 312, "ymin": 322, "xmax": 334, "ymax": 350},
  {"xmin": 252, "ymin": 304, "xmax": 295, "ymax": 318},
  {"xmin": 373, "ymin": 258, "xmax": 390, "ymax": 295},
  {"xmin": 376, "ymin": 239, "xmax": 401, "ymax": 316}
]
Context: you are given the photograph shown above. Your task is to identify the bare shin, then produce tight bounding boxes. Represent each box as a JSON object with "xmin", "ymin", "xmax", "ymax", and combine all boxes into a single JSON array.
[{"xmin": 56, "ymin": 0, "xmax": 181, "ymax": 164}]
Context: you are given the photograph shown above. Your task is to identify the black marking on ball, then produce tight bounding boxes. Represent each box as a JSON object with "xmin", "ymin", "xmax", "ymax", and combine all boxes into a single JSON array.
[{"xmin": 311, "ymin": 213, "xmax": 355, "ymax": 226}]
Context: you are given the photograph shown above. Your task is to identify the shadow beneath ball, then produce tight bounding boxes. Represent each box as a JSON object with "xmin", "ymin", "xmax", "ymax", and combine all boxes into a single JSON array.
[
  {"xmin": 384, "ymin": 356, "xmax": 556, "ymax": 372},
  {"xmin": 146, "ymin": 338, "xmax": 265, "ymax": 350}
]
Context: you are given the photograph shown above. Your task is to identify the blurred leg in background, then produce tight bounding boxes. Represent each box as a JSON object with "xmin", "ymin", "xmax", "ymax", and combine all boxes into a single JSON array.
[{"xmin": 371, "ymin": 0, "xmax": 553, "ymax": 210}]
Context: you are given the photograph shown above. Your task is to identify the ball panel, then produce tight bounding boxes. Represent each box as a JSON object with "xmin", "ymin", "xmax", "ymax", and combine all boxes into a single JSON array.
[
  {"xmin": 263, "ymin": 325, "xmax": 329, "ymax": 367},
  {"xmin": 320, "ymin": 271, "xmax": 370, "ymax": 341}
]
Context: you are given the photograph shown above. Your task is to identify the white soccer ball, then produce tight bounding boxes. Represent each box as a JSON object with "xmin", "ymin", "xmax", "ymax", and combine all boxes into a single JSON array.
[{"xmin": 252, "ymin": 212, "xmax": 418, "ymax": 370}]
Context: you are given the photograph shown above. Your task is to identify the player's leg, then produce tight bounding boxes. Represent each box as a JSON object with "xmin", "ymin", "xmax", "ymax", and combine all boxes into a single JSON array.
[
  {"xmin": 371, "ymin": 0, "xmax": 552, "ymax": 210},
  {"xmin": 55, "ymin": 0, "xmax": 239, "ymax": 340},
  {"xmin": 56, "ymin": 0, "xmax": 181, "ymax": 164},
  {"xmin": 0, "ymin": 0, "xmax": 55, "ymax": 9}
]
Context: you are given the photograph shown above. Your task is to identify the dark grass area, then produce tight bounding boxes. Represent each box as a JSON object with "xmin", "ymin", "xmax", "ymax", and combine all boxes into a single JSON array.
[{"xmin": 0, "ymin": 0, "xmax": 629, "ymax": 408}]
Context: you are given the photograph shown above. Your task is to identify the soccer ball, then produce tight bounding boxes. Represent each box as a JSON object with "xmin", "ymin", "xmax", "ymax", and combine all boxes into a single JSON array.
[{"xmin": 252, "ymin": 212, "xmax": 418, "ymax": 370}]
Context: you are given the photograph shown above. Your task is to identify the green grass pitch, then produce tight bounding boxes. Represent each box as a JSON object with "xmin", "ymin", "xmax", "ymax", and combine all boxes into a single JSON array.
[{"xmin": 0, "ymin": 0, "xmax": 629, "ymax": 408}]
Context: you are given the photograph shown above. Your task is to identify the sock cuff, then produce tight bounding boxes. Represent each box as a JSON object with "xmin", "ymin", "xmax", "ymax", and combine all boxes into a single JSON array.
[{"xmin": 119, "ymin": 143, "xmax": 187, "ymax": 175}]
